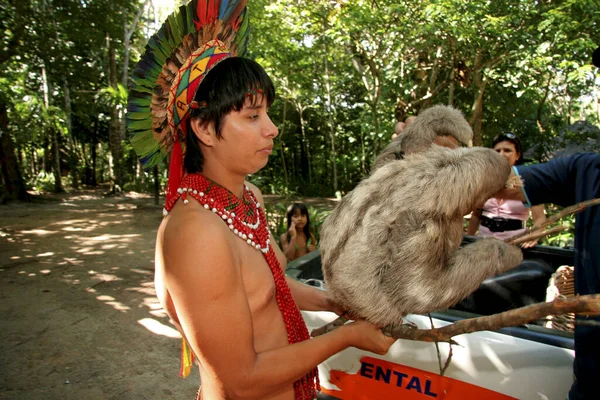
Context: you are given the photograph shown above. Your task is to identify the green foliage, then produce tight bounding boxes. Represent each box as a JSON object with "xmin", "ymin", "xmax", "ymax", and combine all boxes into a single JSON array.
[
  {"xmin": 30, "ymin": 171, "xmax": 56, "ymax": 193},
  {"xmin": 539, "ymin": 205, "xmax": 576, "ymax": 248},
  {"xmin": 1, "ymin": 0, "xmax": 598, "ymax": 247}
]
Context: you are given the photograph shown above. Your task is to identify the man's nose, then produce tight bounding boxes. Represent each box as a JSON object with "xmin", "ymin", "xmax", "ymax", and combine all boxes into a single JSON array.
[{"xmin": 263, "ymin": 115, "xmax": 278, "ymax": 138}]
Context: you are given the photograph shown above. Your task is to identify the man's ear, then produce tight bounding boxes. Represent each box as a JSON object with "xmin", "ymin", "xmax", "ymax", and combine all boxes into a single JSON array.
[{"xmin": 190, "ymin": 118, "xmax": 215, "ymax": 147}]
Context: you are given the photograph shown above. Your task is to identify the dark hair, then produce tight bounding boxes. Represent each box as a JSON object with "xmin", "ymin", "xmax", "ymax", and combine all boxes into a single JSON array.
[
  {"xmin": 184, "ymin": 57, "xmax": 276, "ymax": 173},
  {"xmin": 286, "ymin": 203, "xmax": 311, "ymax": 241},
  {"xmin": 492, "ymin": 132, "xmax": 524, "ymax": 165}
]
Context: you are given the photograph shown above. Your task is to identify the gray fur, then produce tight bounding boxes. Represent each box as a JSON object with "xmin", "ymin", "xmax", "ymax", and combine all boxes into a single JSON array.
[{"xmin": 320, "ymin": 105, "xmax": 523, "ymax": 326}]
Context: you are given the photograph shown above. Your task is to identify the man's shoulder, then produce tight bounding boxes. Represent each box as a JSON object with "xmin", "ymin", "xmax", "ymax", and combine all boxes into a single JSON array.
[{"xmin": 162, "ymin": 201, "xmax": 234, "ymax": 251}]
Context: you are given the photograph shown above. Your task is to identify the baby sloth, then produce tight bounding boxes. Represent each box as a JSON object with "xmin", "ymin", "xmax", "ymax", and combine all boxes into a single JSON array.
[{"xmin": 320, "ymin": 105, "xmax": 523, "ymax": 327}]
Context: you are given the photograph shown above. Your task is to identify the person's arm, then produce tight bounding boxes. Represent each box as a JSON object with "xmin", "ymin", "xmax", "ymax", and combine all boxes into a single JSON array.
[
  {"xmin": 492, "ymin": 168, "xmax": 527, "ymax": 201},
  {"xmin": 163, "ymin": 211, "xmax": 394, "ymax": 399},
  {"xmin": 466, "ymin": 208, "xmax": 482, "ymax": 235},
  {"xmin": 521, "ymin": 204, "xmax": 546, "ymax": 248},
  {"xmin": 307, "ymin": 232, "xmax": 317, "ymax": 252},
  {"xmin": 281, "ymin": 225, "xmax": 297, "ymax": 261}
]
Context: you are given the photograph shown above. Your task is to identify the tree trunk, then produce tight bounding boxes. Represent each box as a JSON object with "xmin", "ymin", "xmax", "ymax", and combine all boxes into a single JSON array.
[
  {"xmin": 0, "ymin": 99, "xmax": 28, "ymax": 201},
  {"xmin": 42, "ymin": 66, "xmax": 63, "ymax": 192},
  {"xmin": 324, "ymin": 56, "xmax": 338, "ymax": 193},
  {"xmin": 536, "ymin": 74, "xmax": 552, "ymax": 137},
  {"xmin": 153, "ymin": 165, "xmax": 160, "ymax": 206},
  {"xmin": 51, "ymin": 128, "xmax": 63, "ymax": 193},
  {"xmin": 468, "ymin": 65, "xmax": 487, "ymax": 147},
  {"xmin": 278, "ymin": 99, "xmax": 289, "ymax": 184},
  {"xmin": 63, "ymin": 78, "xmax": 78, "ymax": 188},
  {"xmin": 108, "ymin": 35, "xmax": 124, "ymax": 191}
]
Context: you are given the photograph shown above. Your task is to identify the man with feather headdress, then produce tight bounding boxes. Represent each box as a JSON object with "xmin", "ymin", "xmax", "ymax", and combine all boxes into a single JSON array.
[{"xmin": 128, "ymin": 1, "xmax": 395, "ymax": 399}]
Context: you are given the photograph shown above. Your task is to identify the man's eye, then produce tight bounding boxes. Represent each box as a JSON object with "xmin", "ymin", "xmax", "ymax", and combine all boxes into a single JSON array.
[{"xmin": 249, "ymin": 114, "xmax": 258, "ymax": 120}]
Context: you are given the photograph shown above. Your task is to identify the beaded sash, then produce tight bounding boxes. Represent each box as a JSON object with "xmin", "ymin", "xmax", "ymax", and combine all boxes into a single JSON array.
[{"xmin": 165, "ymin": 173, "xmax": 319, "ymax": 399}]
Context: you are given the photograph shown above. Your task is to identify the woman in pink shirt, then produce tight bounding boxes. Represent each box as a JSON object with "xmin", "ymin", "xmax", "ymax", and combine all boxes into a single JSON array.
[{"xmin": 467, "ymin": 133, "xmax": 546, "ymax": 247}]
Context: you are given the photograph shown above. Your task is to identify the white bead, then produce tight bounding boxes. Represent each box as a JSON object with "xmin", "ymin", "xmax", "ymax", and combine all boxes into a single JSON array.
[
  {"xmin": 162, "ymin": 208, "xmax": 168, "ymax": 216},
  {"xmin": 193, "ymin": 190, "xmax": 198, "ymax": 195},
  {"xmin": 212, "ymin": 208, "xmax": 217, "ymax": 213},
  {"xmin": 256, "ymin": 202, "xmax": 260, "ymax": 208},
  {"xmin": 227, "ymin": 218, "xmax": 232, "ymax": 224},
  {"xmin": 247, "ymin": 239, "xmax": 252, "ymax": 244},
  {"xmin": 177, "ymin": 188, "xmax": 183, "ymax": 194},
  {"xmin": 231, "ymin": 212, "xmax": 236, "ymax": 217},
  {"xmin": 199, "ymin": 192, "xmax": 204, "ymax": 197},
  {"xmin": 204, "ymin": 204, "xmax": 209, "ymax": 209},
  {"xmin": 228, "ymin": 224, "xmax": 234, "ymax": 229},
  {"xmin": 221, "ymin": 214, "xmax": 227, "ymax": 220},
  {"xmin": 242, "ymin": 234, "xmax": 247, "ymax": 240},
  {"xmin": 255, "ymin": 244, "xmax": 260, "ymax": 250},
  {"xmin": 251, "ymin": 241, "xmax": 255, "ymax": 246},
  {"xmin": 248, "ymin": 233, "xmax": 253, "ymax": 239},
  {"xmin": 234, "ymin": 229, "xmax": 238, "ymax": 234},
  {"xmin": 183, "ymin": 199, "xmax": 189, "ymax": 205}
]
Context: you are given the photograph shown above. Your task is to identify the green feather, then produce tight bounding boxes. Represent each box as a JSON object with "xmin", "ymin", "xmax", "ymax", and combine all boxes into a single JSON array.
[{"xmin": 128, "ymin": 119, "xmax": 153, "ymax": 131}]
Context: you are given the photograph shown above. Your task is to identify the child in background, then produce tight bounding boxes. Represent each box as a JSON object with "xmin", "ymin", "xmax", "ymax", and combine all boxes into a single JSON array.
[{"xmin": 281, "ymin": 203, "xmax": 317, "ymax": 261}]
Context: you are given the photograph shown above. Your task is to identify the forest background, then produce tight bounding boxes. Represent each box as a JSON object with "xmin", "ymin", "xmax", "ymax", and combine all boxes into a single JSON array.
[{"xmin": 1, "ymin": 0, "xmax": 599, "ymax": 245}]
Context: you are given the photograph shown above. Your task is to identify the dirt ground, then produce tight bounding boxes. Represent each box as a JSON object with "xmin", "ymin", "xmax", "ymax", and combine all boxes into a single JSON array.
[{"xmin": 0, "ymin": 188, "xmax": 337, "ymax": 400}]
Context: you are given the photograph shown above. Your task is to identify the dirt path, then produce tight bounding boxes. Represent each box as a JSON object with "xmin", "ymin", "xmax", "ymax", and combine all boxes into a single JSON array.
[
  {"xmin": 0, "ymin": 190, "xmax": 200, "ymax": 400},
  {"xmin": 0, "ymin": 189, "xmax": 338, "ymax": 400}
]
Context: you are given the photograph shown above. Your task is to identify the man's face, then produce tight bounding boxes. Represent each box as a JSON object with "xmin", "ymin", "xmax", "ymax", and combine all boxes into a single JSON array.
[{"xmin": 208, "ymin": 96, "xmax": 279, "ymax": 175}]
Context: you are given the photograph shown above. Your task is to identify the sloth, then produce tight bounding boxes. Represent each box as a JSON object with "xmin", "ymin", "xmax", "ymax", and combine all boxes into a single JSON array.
[{"xmin": 319, "ymin": 105, "xmax": 523, "ymax": 327}]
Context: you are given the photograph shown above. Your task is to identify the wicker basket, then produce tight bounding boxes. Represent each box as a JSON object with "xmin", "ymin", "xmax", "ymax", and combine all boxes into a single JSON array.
[{"xmin": 545, "ymin": 265, "xmax": 575, "ymax": 332}]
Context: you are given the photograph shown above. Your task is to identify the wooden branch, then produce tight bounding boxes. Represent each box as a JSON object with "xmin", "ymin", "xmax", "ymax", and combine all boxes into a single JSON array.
[
  {"xmin": 383, "ymin": 294, "xmax": 600, "ymax": 344},
  {"xmin": 311, "ymin": 315, "xmax": 349, "ymax": 337},
  {"xmin": 311, "ymin": 295, "xmax": 600, "ymax": 344},
  {"xmin": 507, "ymin": 198, "xmax": 600, "ymax": 244},
  {"xmin": 508, "ymin": 226, "xmax": 568, "ymax": 246}
]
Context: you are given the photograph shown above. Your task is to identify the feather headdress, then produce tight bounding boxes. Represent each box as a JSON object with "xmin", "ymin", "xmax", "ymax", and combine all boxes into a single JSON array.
[{"xmin": 127, "ymin": 0, "xmax": 249, "ymax": 171}]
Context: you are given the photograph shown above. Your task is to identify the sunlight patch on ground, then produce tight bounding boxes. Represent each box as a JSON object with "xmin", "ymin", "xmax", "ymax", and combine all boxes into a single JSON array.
[
  {"xmin": 143, "ymin": 297, "xmax": 162, "ymax": 310},
  {"xmin": 104, "ymin": 300, "xmax": 130, "ymax": 312},
  {"xmin": 21, "ymin": 229, "xmax": 58, "ymax": 236},
  {"xmin": 40, "ymin": 269, "xmax": 51, "ymax": 274},
  {"xmin": 127, "ymin": 286, "xmax": 156, "ymax": 296},
  {"xmin": 90, "ymin": 273, "xmax": 123, "ymax": 282},
  {"xmin": 130, "ymin": 268, "xmax": 153, "ymax": 275},
  {"xmin": 36, "ymin": 252, "xmax": 55, "ymax": 257},
  {"xmin": 53, "ymin": 219, "xmax": 96, "ymax": 226},
  {"xmin": 138, "ymin": 318, "xmax": 181, "ymax": 339}
]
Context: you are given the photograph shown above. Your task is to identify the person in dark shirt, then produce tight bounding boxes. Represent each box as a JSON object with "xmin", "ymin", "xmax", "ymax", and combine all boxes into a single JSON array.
[{"xmin": 495, "ymin": 152, "xmax": 600, "ymax": 400}]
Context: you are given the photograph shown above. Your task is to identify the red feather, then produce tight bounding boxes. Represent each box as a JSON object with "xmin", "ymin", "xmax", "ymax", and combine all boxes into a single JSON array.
[{"xmin": 197, "ymin": 0, "xmax": 218, "ymax": 26}]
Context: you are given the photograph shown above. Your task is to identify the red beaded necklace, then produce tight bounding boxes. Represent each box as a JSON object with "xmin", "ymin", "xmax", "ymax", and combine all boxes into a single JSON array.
[{"xmin": 164, "ymin": 173, "xmax": 319, "ymax": 400}]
